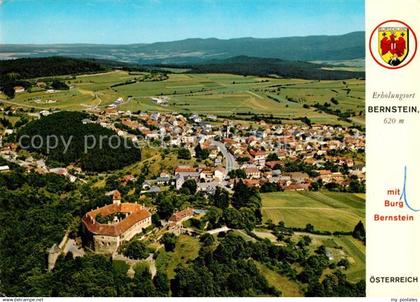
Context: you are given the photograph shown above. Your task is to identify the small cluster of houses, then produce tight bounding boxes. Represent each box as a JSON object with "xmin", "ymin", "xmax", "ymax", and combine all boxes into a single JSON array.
[{"xmin": 0, "ymin": 143, "xmax": 81, "ymax": 182}]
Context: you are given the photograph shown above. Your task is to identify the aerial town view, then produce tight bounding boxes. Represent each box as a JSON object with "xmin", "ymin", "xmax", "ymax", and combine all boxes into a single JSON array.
[{"xmin": 0, "ymin": 0, "xmax": 366, "ymax": 298}]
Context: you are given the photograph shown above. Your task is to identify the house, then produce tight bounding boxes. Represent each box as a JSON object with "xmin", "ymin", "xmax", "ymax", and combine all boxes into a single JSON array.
[
  {"xmin": 243, "ymin": 179, "xmax": 261, "ymax": 188},
  {"xmin": 168, "ymin": 208, "xmax": 194, "ymax": 225},
  {"xmin": 14, "ymin": 86, "xmax": 25, "ymax": 93},
  {"xmin": 156, "ymin": 176, "xmax": 171, "ymax": 185},
  {"xmin": 266, "ymin": 161, "xmax": 282, "ymax": 169},
  {"xmin": 214, "ymin": 167, "xmax": 226, "ymax": 182},
  {"xmin": 318, "ymin": 170, "xmax": 333, "ymax": 183},
  {"xmin": 0, "ymin": 165, "xmax": 10, "ymax": 173},
  {"xmin": 285, "ymin": 183, "xmax": 310, "ymax": 191},
  {"xmin": 199, "ymin": 168, "xmax": 214, "ymax": 182},
  {"xmin": 245, "ymin": 167, "xmax": 261, "ymax": 179},
  {"xmin": 285, "ymin": 172, "xmax": 309, "ymax": 183},
  {"xmin": 197, "ymin": 182, "xmax": 218, "ymax": 194},
  {"xmin": 151, "ymin": 97, "xmax": 169, "ymax": 106},
  {"xmin": 146, "ymin": 186, "xmax": 161, "ymax": 194},
  {"xmin": 36, "ymin": 81, "xmax": 47, "ymax": 88},
  {"xmin": 121, "ymin": 175, "xmax": 136, "ymax": 184},
  {"xmin": 49, "ymin": 168, "xmax": 68, "ymax": 176}
]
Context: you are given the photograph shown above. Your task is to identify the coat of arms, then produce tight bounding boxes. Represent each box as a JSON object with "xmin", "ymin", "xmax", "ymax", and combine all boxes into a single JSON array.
[{"xmin": 378, "ymin": 27, "xmax": 409, "ymax": 66}]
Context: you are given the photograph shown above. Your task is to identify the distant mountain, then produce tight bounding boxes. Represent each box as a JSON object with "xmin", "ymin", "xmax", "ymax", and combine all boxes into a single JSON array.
[
  {"xmin": 0, "ymin": 32, "xmax": 364, "ymax": 64},
  {"xmin": 157, "ymin": 56, "xmax": 364, "ymax": 80}
]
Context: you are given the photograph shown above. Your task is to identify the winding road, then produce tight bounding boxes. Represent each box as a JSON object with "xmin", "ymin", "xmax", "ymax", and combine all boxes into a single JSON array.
[{"xmin": 211, "ymin": 140, "xmax": 238, "ymax": 172}]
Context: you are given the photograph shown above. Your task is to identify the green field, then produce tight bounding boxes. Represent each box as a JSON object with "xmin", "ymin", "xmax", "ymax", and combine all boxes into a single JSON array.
[
  {"xmin": 254, "ymin": 261, "xmax": 303, "ymax": 297},
  {"xmin": 6, "ymin": 70, "xmax": 365, "ymax": 126},
  {"xmin": 155, "ymin": 235, "xmax": 200, "ymax": 279},
  {"xmin": 261, "ymin": 191, "xmax": 365, "ymax": 232}
]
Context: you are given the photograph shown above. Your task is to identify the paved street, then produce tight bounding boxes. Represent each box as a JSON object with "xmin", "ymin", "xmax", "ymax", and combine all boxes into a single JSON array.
[{"xmin": 211, "ymin": 140, "xmax": 238, "ymax": 172}]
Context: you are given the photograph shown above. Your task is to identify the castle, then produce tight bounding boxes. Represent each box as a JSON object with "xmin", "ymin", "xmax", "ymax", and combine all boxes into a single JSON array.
[{"xmin": 81, "ymin": 191, "xmax": 152, "ymax": 254}]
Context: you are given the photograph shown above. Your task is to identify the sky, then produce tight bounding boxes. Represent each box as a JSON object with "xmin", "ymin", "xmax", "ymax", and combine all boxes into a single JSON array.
[{"xmin": 0, "ymin": 0, "xmax": 364, "ymax": 44}]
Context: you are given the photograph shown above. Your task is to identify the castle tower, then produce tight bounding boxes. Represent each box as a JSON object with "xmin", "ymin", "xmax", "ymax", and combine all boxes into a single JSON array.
[{"xmin": 113, "ymin": 190, "xmax": 121, "ymax": 206}]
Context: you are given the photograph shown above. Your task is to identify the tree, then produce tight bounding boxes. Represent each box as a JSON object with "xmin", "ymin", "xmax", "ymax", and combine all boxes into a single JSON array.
[
  {"xmin": 266, "ymin": 153, "xmax": 279, "ymax": 161},
  {"xmin": 228, "ymin": 169, "xmax": 246, "ymax": 179},
  {"xmin": 352, "ymin": 221, "xmax": 365, "ymax": 241},
  {"xmin": 194, "ymin": 144, "xmax": 209, "ymax": 160},
  {"xmin": 51, "ymin": 79, "xmax": 69, "ymax": 90},
  {"xmin": 132, "ymin": 266, "xmax": 157, "ymax": 296},
  {"xmin": 200, "ymin": 233, "xmax": 215, "ymax": 246},
  {"xmin": 181, "ymin": 179, "xmax": 197, "ymax": 194},
  {"xmin": 153, "ymin": 271, "xmax": 170, "ymax": 296},
  {"xmin": 124, "ymin": 241, "xmax": 149, "ymax": 260},
  {"xmin": 260, "ymin": 182, "xmax": 280, "ymax": 192},
  {"xmin": 161, "ymin": 233, "xmax": 177, "ymax": 252},
  {"xmin": 177, "ymin": 148, "xmax": 191, "ymax": 160},
  {"xmin": 348, "ymin": 178, "xmax": 365, "ymax": 193},
  {"xmin": 232, "ymin": 180, "xmax": 261, "ymax": 209},
  {"xmin": 239, "ymin": 207, "xmax": 257, "ymax": 231},
  {"xmin": 206, "ymin": 206, "xmax": 223, "ymax": 228},
  {"xmin": 315, "ymin": 245, "xmax": 326, "ymax": 256},
  {"xmin": 223, "ymin": 208, "xmax": 243, "ymax": 229},
  {"xmin": 171, "ymin": 265, "xmax": 215, "ymax": 296},
  {"xmin": 305, "ymin": 223, "xmax": 315, "ymax": 233},
  {"xmin": 151, "ymin": 213, "xmax": 162, "ymax": 227},
  {"xmin": 212, "ymin": 186, "xmax": 229, "ymax": 209},
  {"xmin": 157, "ymin": 199, "xmax": 174, "ymax": 220},
  {"xmin": 337, "ymin": 258, "xmax": 350, "ymax": 270}
]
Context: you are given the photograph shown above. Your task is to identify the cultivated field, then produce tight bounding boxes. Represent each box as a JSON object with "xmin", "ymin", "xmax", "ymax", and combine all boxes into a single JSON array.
[
  {"xmin": 261, "ymin": 191, "xmax": 365, "ymax": 232},
  {"xmin": 7, "ymin": 70, "xmax": 365, "ymax": 126}
]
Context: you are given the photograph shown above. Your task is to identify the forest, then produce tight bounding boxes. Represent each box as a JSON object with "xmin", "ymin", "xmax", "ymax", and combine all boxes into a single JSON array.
[
  {"xmin": 0, "ymin": 57, "xmax": 107, "ymax": 98},
  {"xmin": 152, "ymin": 56, "xmax": 365, "ymax": 80},
  {"xmin": 18, "ymin": 111, "xmax": 140, "ymax": 172}
]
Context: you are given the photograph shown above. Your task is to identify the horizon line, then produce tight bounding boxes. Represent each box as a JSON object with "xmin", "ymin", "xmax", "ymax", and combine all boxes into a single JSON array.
[{"xmin": 0, "ymin": 30, "xmax": 365, "ymax": 46}]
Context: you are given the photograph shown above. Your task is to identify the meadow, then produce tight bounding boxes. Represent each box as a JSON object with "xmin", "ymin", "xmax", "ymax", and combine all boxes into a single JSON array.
[
  {"xmin": 8, "ymin": 70, "xmax": 365, "ymax": 126},
  {"xmin": 261, "ymin": 191, "xmax": 365, "ymax": 232},
  {"xmin": 155, "ymin": 235, "xmax": 200, "ymax": 279}
]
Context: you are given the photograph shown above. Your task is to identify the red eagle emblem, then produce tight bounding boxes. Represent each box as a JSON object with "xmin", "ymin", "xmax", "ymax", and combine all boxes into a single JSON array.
[{"xmin": 380, "ymin": 33, "xmax": 406, "ymax": 57}]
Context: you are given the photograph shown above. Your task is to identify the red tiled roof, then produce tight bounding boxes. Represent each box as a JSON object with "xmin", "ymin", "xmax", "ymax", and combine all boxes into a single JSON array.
[
  {"xmin": 82, "ymin": 203, "xmax": 150, "ymax": 237},
  {"xmin": 243, "ymin": 179, "xmax": 261, "ymax": 187},
  {"xmin": 168, "ymin": 208, "xmax": 193, "ymax": 223},
  {"xmin": 175, "ymin": 166, "xmax": 196, "ymax": 173}
]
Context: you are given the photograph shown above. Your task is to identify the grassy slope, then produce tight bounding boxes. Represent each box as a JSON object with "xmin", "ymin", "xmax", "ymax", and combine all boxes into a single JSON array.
[
  {"xmin": 254, "ymin": 261, "xmax": 303, "ymax": 297},
  {"xmin": 155, "ymin": 235, "xmax": 200, "ymax": 279}
]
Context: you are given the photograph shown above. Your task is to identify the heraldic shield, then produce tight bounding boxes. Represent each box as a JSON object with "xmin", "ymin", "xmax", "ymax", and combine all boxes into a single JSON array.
[{"xmin": 378, "ymin": 26, "xmax": 409, "ymax": 66}]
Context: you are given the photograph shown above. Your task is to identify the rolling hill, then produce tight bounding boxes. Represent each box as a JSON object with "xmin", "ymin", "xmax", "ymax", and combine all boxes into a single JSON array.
[{"xmin": 0, "ymin": 31, "xmax": 364, "ymax": 64}]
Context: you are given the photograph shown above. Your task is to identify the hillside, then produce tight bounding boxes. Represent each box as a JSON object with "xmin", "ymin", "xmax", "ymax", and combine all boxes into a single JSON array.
[
  {"xmin": 161, "ymin": 56, "xmax": 364, "ymax": 80},
  {"xmin": 18, "ymin": 111, "xmax": 140, "ymax": 172},
  {"xmin": 0, "ymin": 57, "xmax": 108, "ymax": 98},
  {"xmin": 0, "ymin": 56, "xmax": 107, "ymax": 80},
  {"xmin": 0, "ymin": 32, "xmax": 365, "ymax": 64}
]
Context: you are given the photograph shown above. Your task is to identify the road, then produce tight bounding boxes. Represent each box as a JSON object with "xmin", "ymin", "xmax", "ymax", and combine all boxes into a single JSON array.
[
  {"xmin": 211, "ymin": 140, "xmax": 238, "ymax": 172},
  {"xmin": 207, "ymin": 226, "xmax": 231, "ymax": 235}
]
